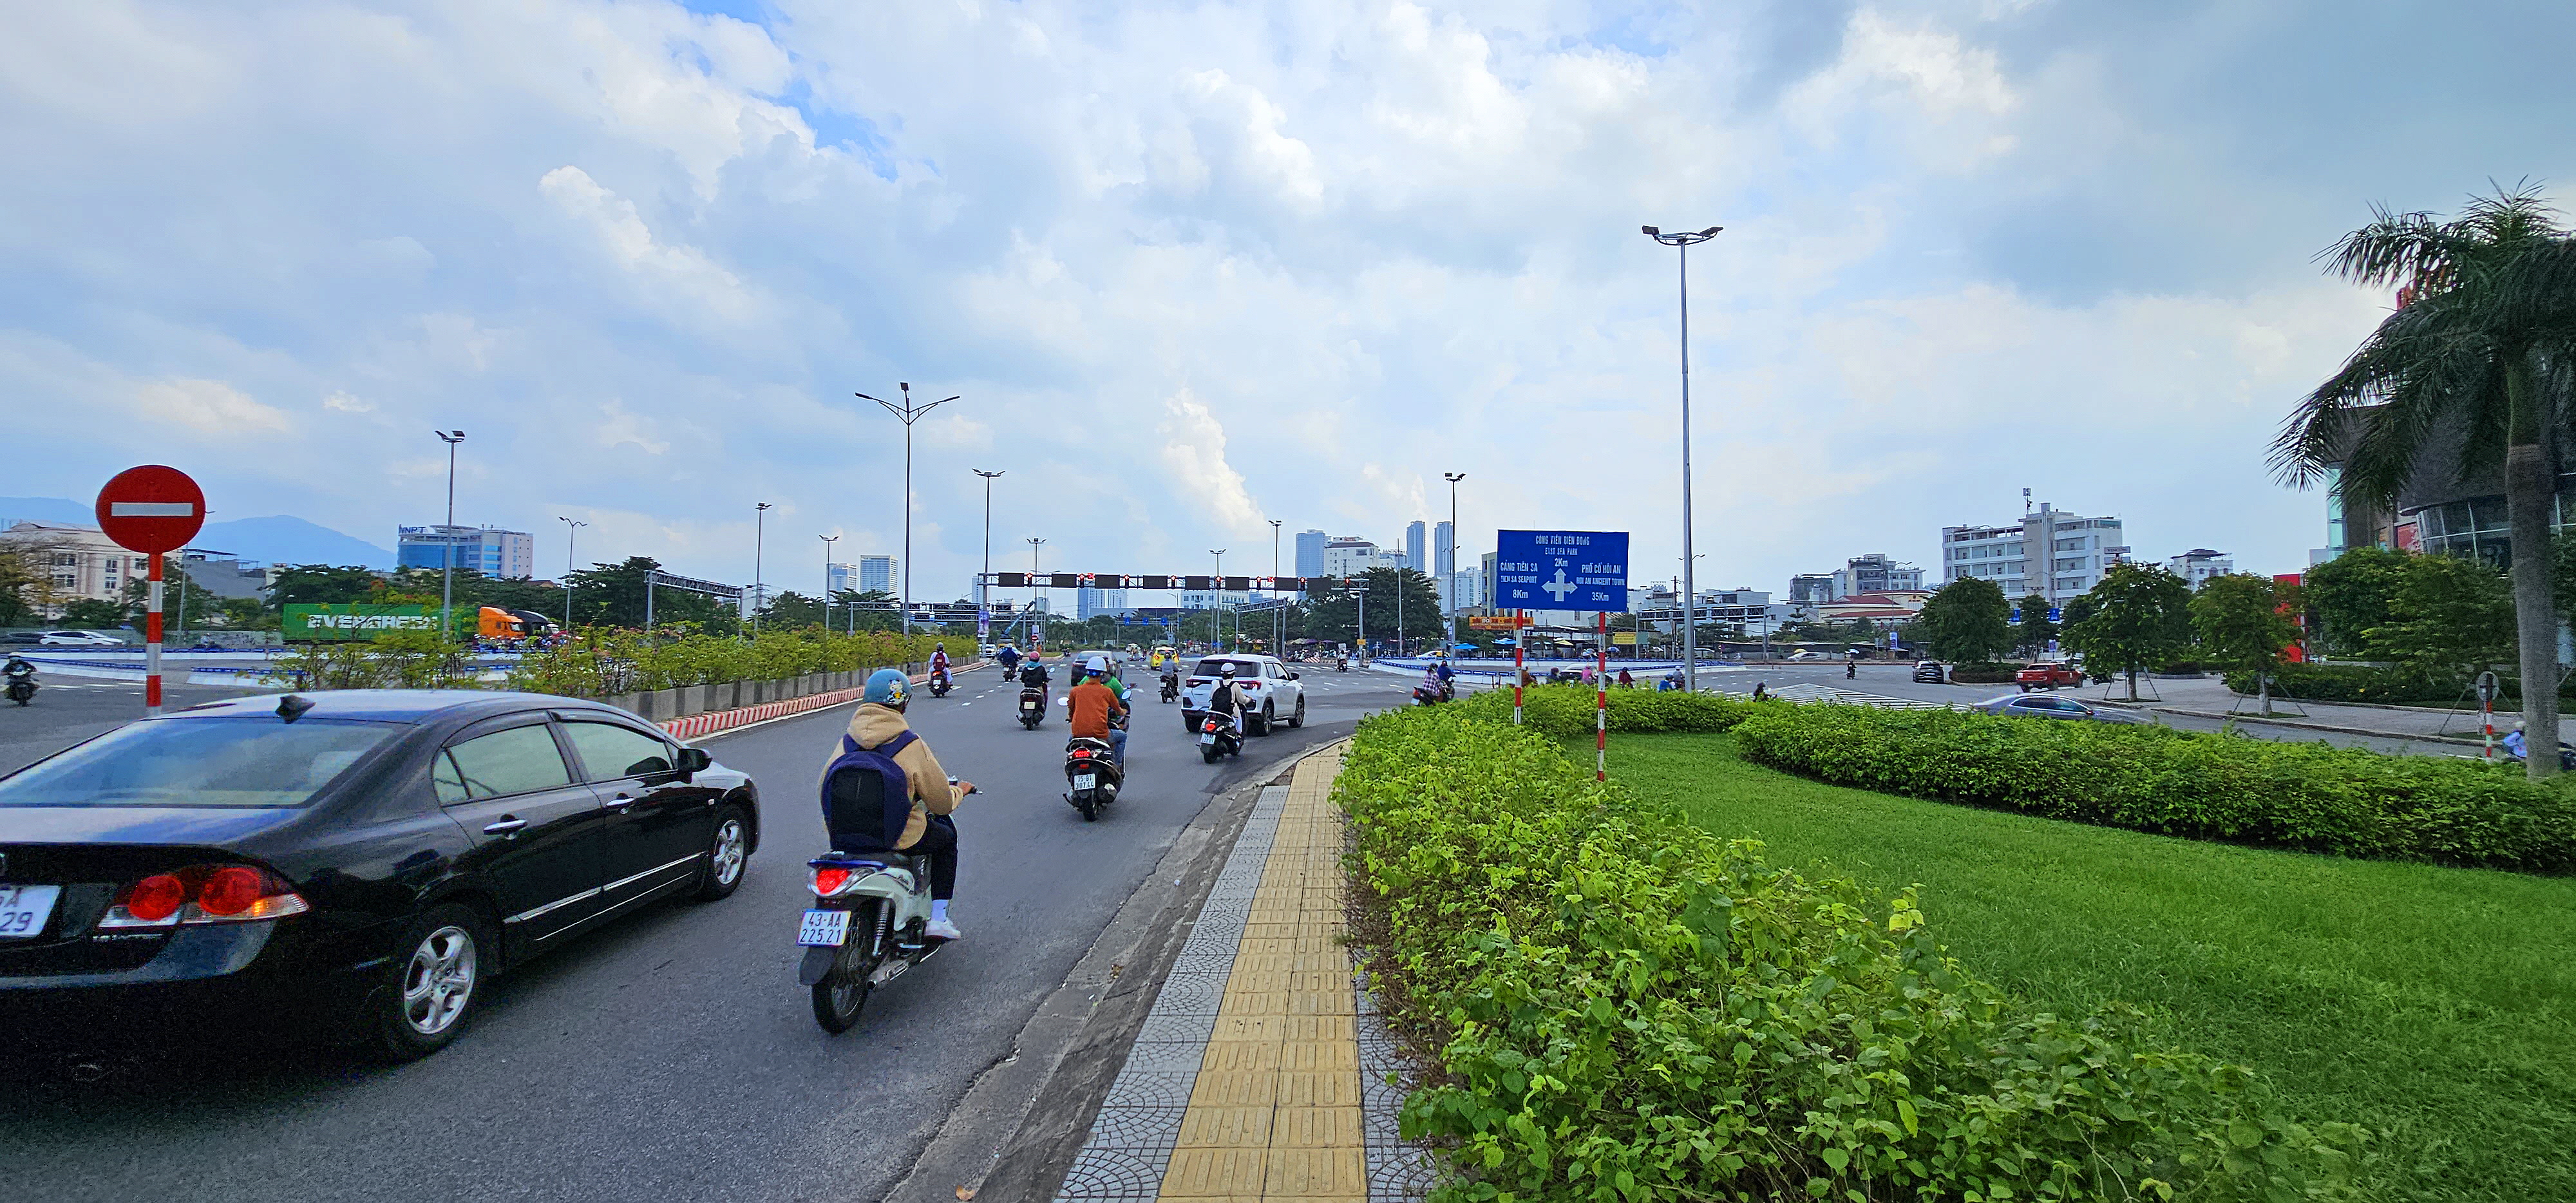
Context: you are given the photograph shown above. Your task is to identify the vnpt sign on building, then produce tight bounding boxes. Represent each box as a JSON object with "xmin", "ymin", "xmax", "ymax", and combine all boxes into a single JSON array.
[{"xmin": 1493, "ymin": 530, "xmax": 1630, "ymax": 612}]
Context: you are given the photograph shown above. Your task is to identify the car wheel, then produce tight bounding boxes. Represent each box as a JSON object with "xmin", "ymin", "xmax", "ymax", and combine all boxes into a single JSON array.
[
  {"xmin": 371, "ymin": 903, "xmax": 490, "ymax": 1061},
  {"xmin": 1182, "ymin": 711, "xmax": 1202, "ymax": 733},
  {"xmin": 692, "ymin": 804, "xmax": 751, "ymax": 902},
  {"xmin": 1289, "ymin": 696, "xmax": 1305, "ymax": 728},
  {"xmin": 1256, "ymin": 703, "xmax": 1274, "ymax": 735}
]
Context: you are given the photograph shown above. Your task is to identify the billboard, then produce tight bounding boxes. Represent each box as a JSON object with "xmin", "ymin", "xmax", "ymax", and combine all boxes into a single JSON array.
[{"xmin": 283, "ymin": 603, "xmax": 445, "ymax": 642}]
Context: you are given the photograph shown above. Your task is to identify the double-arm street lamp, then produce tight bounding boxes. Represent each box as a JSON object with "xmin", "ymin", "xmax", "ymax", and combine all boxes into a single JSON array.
[
  {"xmin": 434, "ymin": 430, "xmax": 465, "ymax": 642},
  {"xmin": 752, "ymin": 501, "xmax": 771, "ymax": 630},
  {"xmin": 820, "ymin": 533, "xmax": 839, "ymax": 632},
  {"xmin": 858, "ymin": 383, "xmax": 960, "ymax": 635},
  {"xmin": 974, "ymin": 469, "xmax": 1003, "ymax": 638},
  {"xmin": 1642, "ymin": 223, "xmax": 1723, "ymax": 690},
  {"xmin": 556, "ymin": 515, "xmax": 587, "ymax": 627},
  {"xmin": 1444, "ymin": 471, "xmax": 1464, "ymax": 653}
]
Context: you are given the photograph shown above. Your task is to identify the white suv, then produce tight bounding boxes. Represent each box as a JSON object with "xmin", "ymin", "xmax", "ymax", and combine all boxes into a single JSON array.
[{"xmin": 1179, "ymin": 654, "xmax": 1307, "ymax": 736}]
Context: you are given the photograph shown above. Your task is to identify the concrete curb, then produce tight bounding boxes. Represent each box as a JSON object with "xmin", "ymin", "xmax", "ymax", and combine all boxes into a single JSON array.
[
  {"xmin": 886, "ymin": 737, "xmax": 1354, "ymax": 1203},
  {"xmin": 2139, "ymin": 706, "xmax": 2491, "ymax": 748}
]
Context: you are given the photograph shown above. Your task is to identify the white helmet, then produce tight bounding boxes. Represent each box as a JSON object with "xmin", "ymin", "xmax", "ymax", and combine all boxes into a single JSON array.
[{"xmin": 1088, "ymin": 656, "xmax": 1109, "ymax": 674}]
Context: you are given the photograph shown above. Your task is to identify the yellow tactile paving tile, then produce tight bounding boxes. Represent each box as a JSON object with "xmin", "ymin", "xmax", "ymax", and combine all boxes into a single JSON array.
[
  {"xmin": 1271, "ymin": 1106, "xmax": 1365, "ymax": 1148},
  {"xmin": 1264, "ymin": 1146, "xmax": 1367, "ymax": 1197},
  {"xmin": 1176, "ymin": 1105, "xmax": 1276, "ymax": 1148}
]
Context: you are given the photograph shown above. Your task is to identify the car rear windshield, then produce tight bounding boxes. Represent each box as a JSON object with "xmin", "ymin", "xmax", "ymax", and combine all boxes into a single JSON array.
[
  {"xmin": 1194, "ymin": 658, "xmax": 1264, "ymax": 677},
  {"xmin": 0, "ymin": 717, "xmax": 404, "ymax": 809}
]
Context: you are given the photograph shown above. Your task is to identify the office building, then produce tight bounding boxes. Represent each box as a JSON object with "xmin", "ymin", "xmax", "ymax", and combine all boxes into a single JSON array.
[
  {"xmin": 826, "ymin": 562, "xmax": 860, "ymax": 596},
  {"xmin": 1404, "ymin": 522, "xmax": 1426, "ymax": 578},
  {"xmin": 1442, "ymin": 569, "xmax": 1482, "ymax": 611},
  {"xmin": 1077, "ymin": 586, "xmax": 1132, "ymax": 621},
  {"xmin": 858, "ymin": 555, "xmax": 896, "ymax": 595},
  {"xmin": 1787, "ymin": 574, "xmax": 1837, "ymax": 607},
  {"xmin": 1433, "ymin": 521, "xmax": 1455, "ymax": 582},
  {"xmin": 2, "ymin": 521, "xmax": 153, "ymax": 613},
  {"xmin": 397, "ymin": 525, "xmax": 536, "ymax": 580},
  {"xmin": 1294, "ymin": 529, "xmax": 1327, "ymax": 580},
  {"xmin": 1828, "ymin": 553, "xmax": 1924, "ymax": 599},
  {"xmin": 178, "ymin": 550, "xmax": 274, "ymax": 602},
  {"xmin": 1941, "ymin": 502, "xmax": 2128, "ymax": 603},
  {"xmin": 1321, "ymin": 537, "xmax": 1380, "ymax": 578},
  {"xmin": 2167, "ymin": 549, "xmax": 2235, "ymax": 589}
]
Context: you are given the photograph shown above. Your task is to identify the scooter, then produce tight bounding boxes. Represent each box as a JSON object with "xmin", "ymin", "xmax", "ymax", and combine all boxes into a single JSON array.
[
  {"xmin": 1197, "ymin": 712, "xmax": 1242, "ymax": 763},
  {"xmin": 798, "ymin": 781, "xmax": 975, "ymax": 1033},
  {"xmin": 1336, "ymin": 658, "xmax": 1349, "ymax": 673},
  {"xmin": 1065, "ymin": 734, "xmax": 1123, "ymax": 820},
  {"xmin": 1018, "ymin": 685, "xmax": 1046, "ymax": 729},
  {"xmin": 928, "ymin": 668, "xmax": 951, "ymax": 698},
  {"xmin": 1159, "ymin": 669, "xmax": 1179, "ymax": 703},
  {"xmin": 1412, "ymin": 680, "xmax": 1452, "ymax": 706},
  {"xmin": 5, "ymin": 673, "xmax": 35, "ymax": 706}
]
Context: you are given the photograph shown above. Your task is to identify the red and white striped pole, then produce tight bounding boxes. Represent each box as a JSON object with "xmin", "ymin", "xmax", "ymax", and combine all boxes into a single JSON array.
[
  {"xmin": 1595, "ymin": 609, "xmax": 1609, "ymax": 781},
  {"xmin": 2483, "ymin": 694, "xmax": 2495, "ymax": 760},
  {"xmin": 144, "ymin": 553, "xmax": 165, "ymax": 715},
  {"xmin": 1511, "ymin": 610, "xmax": 1526, "ymax": 725}
]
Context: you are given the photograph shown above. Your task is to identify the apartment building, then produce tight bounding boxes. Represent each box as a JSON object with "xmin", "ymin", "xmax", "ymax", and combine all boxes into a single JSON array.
[{"xmin": 1941, "ymin": 502, "xmax": 2129, "ymax": 603}]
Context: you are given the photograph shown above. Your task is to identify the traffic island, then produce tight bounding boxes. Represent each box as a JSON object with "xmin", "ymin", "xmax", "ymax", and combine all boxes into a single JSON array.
[{"xmin": 1050, "ymin": 745, "xmax": 1441, "ymax": 1202}]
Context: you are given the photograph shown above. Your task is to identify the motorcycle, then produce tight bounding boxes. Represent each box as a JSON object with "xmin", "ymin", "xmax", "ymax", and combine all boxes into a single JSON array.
[
  {"xmin": 1159, "ymin": 670, "xmax": 1179, "ymax": 703},
  {"xmin": 928, "ymin": 669, "xmax": 952, "ymax": 698},
  {"xmin": 1018, "ymin": 685, "xmax": 1046, "ymax": 730},
  {"xmin": 1197, "ymin": 711, "xmax": 1242, "ymax": 763},
  {"xmin": 797, "ymin": 782, "xmax": 974, "ymax": 1033},
  {"xmin": 1336, "ymin": 658, "xmax": 1349, "ymax": 673},
  {"xmin": 1412, "ymin": 679, "xmax": 1452, "ymax": 706},
  {"xmin": 5, "ymin": 674, "xmax": 34, "ymax": 706},
  {"xmin": 1064, "ymin": 735, "xmax": 1123, "ymax": 820}
]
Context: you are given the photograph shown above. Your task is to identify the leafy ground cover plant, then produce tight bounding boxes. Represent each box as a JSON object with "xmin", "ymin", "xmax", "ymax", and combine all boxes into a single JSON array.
[
  {"xmin": 1624, "ymin": 732, "xmax": 2576, "ymax": 1203},
  {"xmin": 1732, "ymin": 703, "xmax": 2576, "ymax": 873},
  {"xmin": 1450, "ymin": 683, "xmax": 1755, "ymax": 739},
  {"xmin": 1337, "ymin": 707, "xmax": 2358, "ymax": 1202}
]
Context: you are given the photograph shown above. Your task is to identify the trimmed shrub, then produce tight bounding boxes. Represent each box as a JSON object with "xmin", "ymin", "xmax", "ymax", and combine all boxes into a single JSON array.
[
  {"xmin": 1338, "ymin": 708, "xmax": 2358, "ymax": 1202},
  {"xmin": 1946, "ymin": 660, "xmax": 2019, "ymax": 684},
  {"xmin": 1733, "ymin": 704, "xmax": 2576, "ymax": 874},
  {"xmin": 1451, "ymin": 682, "xmax": 1756, "ymax": 739},
  {"xmin": 2222, "ymin": 661, "xmax": 2576, "ymax": 706}
]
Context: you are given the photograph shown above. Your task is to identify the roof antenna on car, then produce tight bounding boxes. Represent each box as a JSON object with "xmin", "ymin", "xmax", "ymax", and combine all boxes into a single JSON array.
[{"xmin": 277, "ymin": 694, "xmax": 314, "ymax": 723}]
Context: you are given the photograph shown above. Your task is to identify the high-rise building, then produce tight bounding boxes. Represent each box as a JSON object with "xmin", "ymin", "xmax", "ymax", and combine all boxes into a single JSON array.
[
  {"xmin": 826, "ymin": 562, "xmax": 860, "ymax": 596},
  {"xmin": 1941, "ymin": 502, "xmax": 2128, "ymax": 603},
  {"xmin": 1828, "ymin": 553, "xmax": 1925, "ymax": 599},
  {"xmin": 858, "ymin": 555, "xmax": 896, "ymax": 595},
  {"xmin": 1404, "ymin": 522, "xmax": 1426, "ymax": 577},
  {"xmin": 1077, "ymin": 586, "xmax": 1131, "ymax": 620},
  {"xmin": 1433, "ymin": 521, "xmax": 1455, "ymax": 582},
  {"xmin": 1787, "ymin": 574, "xmax": 1838, "ymax": 606},
  {"xmin": 1294, "ymin": 529, "xmax": 1327, "ymax": 580},
  {"xmin": 1321, "ymin": 538, "xmax": 1379, "ymax": 578},
  {"xmin": 397, "ymin": 525, "xmax": 536, "ymax": 580}
]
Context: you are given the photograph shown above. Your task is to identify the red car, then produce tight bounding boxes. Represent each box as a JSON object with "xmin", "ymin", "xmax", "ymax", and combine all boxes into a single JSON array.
[{"xmin": 2015, "ymin": 661, "xmax": 2083, "ymax": 691}]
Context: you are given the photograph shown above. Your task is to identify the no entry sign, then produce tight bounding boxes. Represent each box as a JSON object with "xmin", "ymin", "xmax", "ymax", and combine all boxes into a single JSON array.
[
  {"xmin": 95, "ymin": 465, "xmax": 206, "ymax": 554},
  {"xmin": 93, "ymin": 465, "xmax": 206, "ymax": 716}
]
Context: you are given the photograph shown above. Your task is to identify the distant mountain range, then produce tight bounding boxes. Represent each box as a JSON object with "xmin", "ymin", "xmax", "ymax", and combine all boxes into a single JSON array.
[{"xmin": 1, "ymin": 497, "xmax": 395, "ymax": 569}]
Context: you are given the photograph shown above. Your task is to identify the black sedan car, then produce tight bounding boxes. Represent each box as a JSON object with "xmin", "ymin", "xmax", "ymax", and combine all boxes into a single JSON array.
[{"xmin": 0, "ymin": 690, "xmax": 760, "ymax": 1059}]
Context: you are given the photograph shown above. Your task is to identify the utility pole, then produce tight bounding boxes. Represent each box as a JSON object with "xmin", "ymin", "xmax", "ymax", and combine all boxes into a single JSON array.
[
  {"xmin": 1269, "ymin": 519, "xmax": 1283, "ymax": 656},
  {"xmin": 753, "ymin": 501, "xmax": 770, "ymax": 631},
  {"xmin": 1444, "ymin": 471, "xmax": 1465, "ymax": 654},
  {"xmin": 820, "ymin": 533, "xmax": 838, "ymax": 634},
  {"xmin": 858, "ymin": 383, "xmax": 960, "ymax": 635},
  {"xmin": 1643, "ymin": 223, "xmax": 1723, "ymax": 690},
  {"xmin": 435, "ymin": 430, "xmax": 464, "ymax": 641},
  {"xmin": 1209, "ymin": 549, "xmax": 1226, "ymax": 649},
  {"xmin": 556, "ymin": 516, "xmax": 586, "ymax": 628},
  {"xmin": 974, "ymin": 469, "xmax": 1003, "ymax": 643},
  {"xmin": 1027, "ymin": 537, "xmax": 1046, "ymax": 651}
]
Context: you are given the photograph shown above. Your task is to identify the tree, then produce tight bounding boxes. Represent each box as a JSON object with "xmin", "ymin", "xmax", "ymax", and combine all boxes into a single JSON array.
[
  {"xmin": 1913, "ymin": 578, "xmax": 2012, "ymax": 663},
  {"xmin": 1301, "ymin": 569, "xmax": 1441, "ymax": 651},
  {"xmin": 2190, "ymin": 573, "xmax": 2303, "ymax": 715},
  {"xmin": 116, "ymin": 558, "xmax": 220, "ymax": 630},
  {"xmin": 265, "ymin": 564, "xmax": 386, "ymax": 608},
  {"xmin": 2272, "ymin": 185, "xmax": 2576, "ymax": 777},
  {"xmin": 2063, "ymin": 563, "xmax": 2193, "ymax": 699},
  {"xmin": 2014, "ymin": 592, "xmax": 2056, "ymax": 657},
  {"xmin": 60, "ymin": 598, "xmax": 126, "ymax": 628},
  {"xmin": 2363, "ymin": 553, "xmax": 2515, "ymax": 677},
  {"xmin": 2302, "ymin": 545, "xmax": 2410, "ymax": 655},
  {"xmin": 757, "ymin": 590, "xmax": 825, "ymax": 630}
]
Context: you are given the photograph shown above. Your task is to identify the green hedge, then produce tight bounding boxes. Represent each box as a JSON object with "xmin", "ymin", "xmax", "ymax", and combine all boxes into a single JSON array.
[
  {"xmin": 2221, "ymin": 662, "xmax": 2572, "ymax": 707},
  {"xmin": 1947, "ymin": 660, "xmax": 2019, "ymax": 684},
  {"xmin": 1733, "ymin": 704, "xmax": 2576, "ymax": 874},
  {"xmin": 1338, "ymin": 708, "xmax": 2357, "ymax": 1202},
  {"xmin": 1450, "ymin": 683, "xmax": 1754, "ymax": 739}
]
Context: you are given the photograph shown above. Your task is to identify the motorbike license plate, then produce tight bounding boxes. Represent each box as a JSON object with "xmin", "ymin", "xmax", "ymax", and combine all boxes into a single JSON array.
[
  {"xmin": 1072, "ymin": 773, "xmax": 1097, "ymax": 790},
  {"xmin": 0, "ymin": 884, "xmax": 62, "ymax": 940},
  {"xmin": 797, "ymin": 908, "xmax": 851, "ymax": 947},
  {"xmin": 1199, "ymin": 730, "xmax": 1217, "ymax": 745}
]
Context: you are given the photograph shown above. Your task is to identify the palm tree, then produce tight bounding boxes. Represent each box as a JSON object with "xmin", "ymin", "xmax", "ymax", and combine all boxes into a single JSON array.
[{"xmin": 2273, "ymin": 184, "xmax": 2576, "ymax": 777}]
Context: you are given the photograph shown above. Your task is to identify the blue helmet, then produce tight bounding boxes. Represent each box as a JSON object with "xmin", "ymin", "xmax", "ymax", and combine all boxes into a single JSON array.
[{"xmin": 864, "ymin": 667, "xmax": 911, "ymax": 706}]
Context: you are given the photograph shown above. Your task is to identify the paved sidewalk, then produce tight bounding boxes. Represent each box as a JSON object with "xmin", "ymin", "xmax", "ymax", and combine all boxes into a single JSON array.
[{"xmin": 1053, "ymin": 746, "xmax": 1438, "ymax": 1202}]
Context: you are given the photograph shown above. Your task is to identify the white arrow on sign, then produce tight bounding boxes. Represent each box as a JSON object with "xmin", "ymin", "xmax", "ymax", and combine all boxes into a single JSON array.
[{"xmin": 1542, "ymin": 567, "xmax": 1577, "ymax": 602}]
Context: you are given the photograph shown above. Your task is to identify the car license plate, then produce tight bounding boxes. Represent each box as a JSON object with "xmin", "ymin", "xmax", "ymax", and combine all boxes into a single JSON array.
[
  {"xmin": 0, "ymin": 884, "xmax": 61, "ymax": 940},
  {"xmin": 797, "ymin": 908, "xmax": 851, "ymax": 947},
  {"xmin": 1072, "ymin": 772, "xmax": 1097, "ymax": 790}
]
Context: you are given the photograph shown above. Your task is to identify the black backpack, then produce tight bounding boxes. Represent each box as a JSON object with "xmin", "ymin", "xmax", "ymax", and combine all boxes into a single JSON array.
[{"xmin": 820, "ymin": 730, "xmax": 917, "ymax": 851}]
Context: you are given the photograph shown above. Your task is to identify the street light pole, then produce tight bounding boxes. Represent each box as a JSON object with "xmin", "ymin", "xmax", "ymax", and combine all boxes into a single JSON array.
[
  {"xmin": 1268, "ymin": 519, "xmax": 1282, "ymax": 655},
  {"xmin": 1444, "ymin": 471, "xmax": 1464, "ymax": 654},
  {"xmin": 556, "ymin": 516, "xmax": 587, "ymax": 628},
  {"xmin": 974, "ymin": 469, "xmax": 1003, "ymax": 643},
  {"xmin": 820, "ymin": 534, "xmax": 839, "ymax": 633},
  {"xmin": 1027, "ymin": 537, "xmax": 1046, "ymax": 650},
  {"xmin": 1209, "ymin": 549, "xmax": 1226, "ymax": 648},
  {"xmin": 1643, "ymin": 223, "xmax": 1722, "ymax": 690},
  {"xmin": 753, "ymin": 502, "xmax": 771, "ymax": 631},
  {"xmin": 858, "ymin": 383, "xmax": 960, "ymax": 636},
  {"xmin": 435, "ymin": 430, "xmax": 464, "ymax": 641}
]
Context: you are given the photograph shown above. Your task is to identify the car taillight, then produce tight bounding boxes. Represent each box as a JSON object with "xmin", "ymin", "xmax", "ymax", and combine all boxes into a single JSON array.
[
  {"xmin": 1188, "ymin": 678, "xmax": 1208, "ymax": 686},
  {"xmin": 811, "ymin": 866, "xmax": 853, "ymax": 896},
  {"xmin": 99, "ymin": 864, "xmax": 310, "ymax": 929}
]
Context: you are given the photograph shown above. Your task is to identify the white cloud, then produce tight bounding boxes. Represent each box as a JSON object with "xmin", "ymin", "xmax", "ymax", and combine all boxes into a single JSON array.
[
  {"xmin": 1157, "ymin": 390, "xmax": 1267, "ymax": 538},
  {"xmin": 596, "ymin": 400, "xmax": 669, "ymax": 455},
  {"xmin": 130, "ymin": 378, "xmax": 290, "ymax": 434},
  {"xmin": 323, "ymin": 390, "xmax": 375, "ymax": 413}
]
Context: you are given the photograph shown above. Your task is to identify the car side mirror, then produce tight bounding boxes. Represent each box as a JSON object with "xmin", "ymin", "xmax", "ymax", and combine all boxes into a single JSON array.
[{"xmin": 677, "ymin": 746, "xmax": 712, "ymax": 781}]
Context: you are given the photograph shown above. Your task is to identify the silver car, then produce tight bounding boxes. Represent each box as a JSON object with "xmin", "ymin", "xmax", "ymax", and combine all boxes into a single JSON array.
[{"xmin": 1972, "ymin": 694, "xmax": 2148, "ymax": 725}]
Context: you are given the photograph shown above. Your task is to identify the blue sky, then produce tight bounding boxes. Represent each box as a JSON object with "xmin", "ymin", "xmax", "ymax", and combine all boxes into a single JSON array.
[{"xmin": 3, "ymin": 0, "xmax": 2570, "ymax": 599}]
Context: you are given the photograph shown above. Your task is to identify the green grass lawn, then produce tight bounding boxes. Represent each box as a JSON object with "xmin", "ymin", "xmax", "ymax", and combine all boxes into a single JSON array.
[{"xmin": 1620, "ymin": 732, "xmax": 2576, "ymax": 1203}]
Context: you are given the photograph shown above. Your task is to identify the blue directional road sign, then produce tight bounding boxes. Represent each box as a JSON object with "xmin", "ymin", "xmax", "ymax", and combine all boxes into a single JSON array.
[{"xmin": 1494, "ymin": 530, "xmax": 1630, "ymax": 612}]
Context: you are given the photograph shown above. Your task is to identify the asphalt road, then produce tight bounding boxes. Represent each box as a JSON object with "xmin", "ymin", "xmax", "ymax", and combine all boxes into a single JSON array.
[
  {"xmin": 0, "ymin": 661, "xmax": 1411, "ymax": 1203},
  {"xmin": 0, "ymin": 670, "xmax": 260, "ymax": 773}
]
